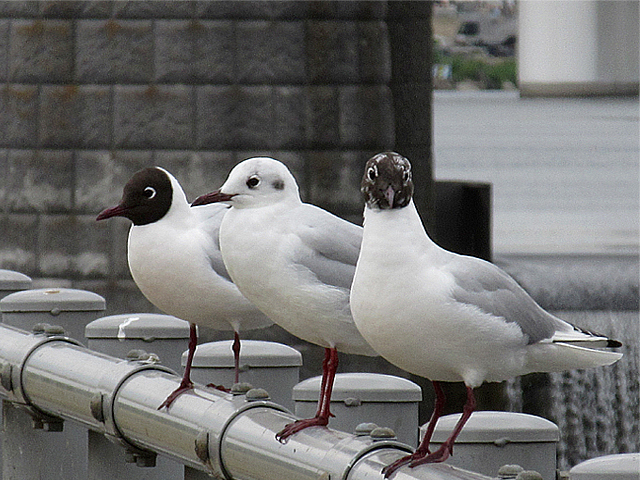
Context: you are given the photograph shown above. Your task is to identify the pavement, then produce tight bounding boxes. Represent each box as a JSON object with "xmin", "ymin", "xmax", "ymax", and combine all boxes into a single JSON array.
[{"xmin": 433, "ymin": 91, "xmax": 639, "ymax": 256}]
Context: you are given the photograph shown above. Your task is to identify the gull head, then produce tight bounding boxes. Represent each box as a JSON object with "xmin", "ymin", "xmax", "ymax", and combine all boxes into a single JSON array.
[
  {"xmin": 192, "ymin": 157, "xmax": 299, "ymax": 209},
  {"xmin": 361, "ymin": 152, "xmax": 413, "ymax": 210},
  {"xmin": 97, "ymin": 167, "xmax": 177, "ymax": 226}
]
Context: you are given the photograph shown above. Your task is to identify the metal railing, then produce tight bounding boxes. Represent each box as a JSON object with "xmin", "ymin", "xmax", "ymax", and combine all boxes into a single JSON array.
[{"xmin": 0, "ymin": 322, "xmax": 493, "ymax": 480}]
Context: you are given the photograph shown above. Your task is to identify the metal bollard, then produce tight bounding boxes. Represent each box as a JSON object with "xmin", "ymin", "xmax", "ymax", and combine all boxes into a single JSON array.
[
  {"xmin": 434, "ymin": 181, "xmax": 492, "ymax": 262},
  {"xmin": 293, "ymin": 372, "xmax": 422, "ymax": 446},
  {"xmin": 0, "ymin": 270, "xmax": 31, "ymax": 300},
  {"xmin": 427, "ymin": 411, "xmax": 559, "ymax": 480},
  {"xmin": 569, "ymin": 453, "xmax": 640, "ymax": 480},
  {"xmin": 0, "ymin": 270, "xmax": 30, "ymax": 479},
  {"xmin": 85, "ymin": 313, "xmax": 191, "ymax": 480},
  {"xmin": 1, "ymin": 287, "xmax": 105, "ymax": 342},
  {"xmin": 0, "ymin": 287, "xmax": 105, "ymax": 479},
  {"xmin": 184, "ymin": 340, "xmax": 303, "ymax": 412},
  {"xmin": 85, "ymin": 313, "xmax": 191, "ymax": 371}
]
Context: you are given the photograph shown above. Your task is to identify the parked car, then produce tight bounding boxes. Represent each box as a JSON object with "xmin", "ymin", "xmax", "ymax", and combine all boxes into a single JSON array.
[{"xmin": 455, "ymin": 12, "xmax": 517, "ymax": 57}]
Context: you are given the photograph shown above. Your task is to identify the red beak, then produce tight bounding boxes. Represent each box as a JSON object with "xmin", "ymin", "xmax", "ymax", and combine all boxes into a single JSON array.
[
  {"xmin": 96, "ymin": 204, "xmax": 128, "ymax": 221},
  {"xmin": 191, "ymin": 190, "xmax": 236, "ymax": 207}
]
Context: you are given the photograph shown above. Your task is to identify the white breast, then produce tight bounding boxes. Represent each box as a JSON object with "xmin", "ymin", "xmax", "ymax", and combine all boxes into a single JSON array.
[{"xmin": 127, "ymin": 216, "xmax": 268, "ymax": 332}]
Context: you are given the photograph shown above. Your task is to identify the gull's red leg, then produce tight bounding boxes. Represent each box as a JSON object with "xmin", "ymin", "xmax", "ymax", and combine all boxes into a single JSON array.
[
  {"xmin": 418, "ymin": 381, "xmax": 446, "ymax": 452},
  {"xmin": 232, "ymin": 331, "xmax": 241, "ymax": 384},
  {"xmin": 382, "ymin": 380, "xmax": 447, "ymax": 477},
  {"xmin": 408, "ymin": 386, "xmax": 476, "ymax": 466},
  {"xmin": 317, "ymin": 347, "xmax": 338, "ymax": 420},
  {"xmin": 276, "ymin": 347, "xmax": 337, "ymax": 442},
  {"xmin": 158, "ymin": 322, "xmax": 197, "ymax": 410}
]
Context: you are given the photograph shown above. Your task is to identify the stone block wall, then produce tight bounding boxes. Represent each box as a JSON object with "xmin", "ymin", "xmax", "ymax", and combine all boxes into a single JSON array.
[{"xmin": 0, "ymin": 1, "xmax": 432, "ymax": 316}]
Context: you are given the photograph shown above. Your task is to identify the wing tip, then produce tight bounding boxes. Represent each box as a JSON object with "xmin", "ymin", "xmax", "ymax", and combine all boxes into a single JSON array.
[
  {"xmin": 606, "ymin": 339, "xmax": 623, "ymax": 348},
  {"xmin": 559, "ymin": 324, "xmax": 623, "ymax": 349}
]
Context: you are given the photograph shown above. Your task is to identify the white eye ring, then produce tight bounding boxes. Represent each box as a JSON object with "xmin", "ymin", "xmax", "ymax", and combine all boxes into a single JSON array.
[
  {"xmin": 246, "ymin": 176, "xmax": 260, "ymax": 189},
  {"xmin": 368, "ymin": 165, "xmax": 378, "ymax": 181},
  {"xmin": 144, "ymin": 186, "xmax": 157, "ymax": 199}
]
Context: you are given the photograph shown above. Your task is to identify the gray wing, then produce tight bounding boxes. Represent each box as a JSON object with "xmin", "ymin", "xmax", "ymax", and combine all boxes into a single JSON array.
[
  {"xmin": 193, "ymin": 203, "xmax": 233, "ymax": 283},
  {"xmin": 295, "ymin": 204, "xmax": 363, "ymax": 290},
  {"xmin": 447, "ymin": 254, "xmax": 562, "ymax": 344}
]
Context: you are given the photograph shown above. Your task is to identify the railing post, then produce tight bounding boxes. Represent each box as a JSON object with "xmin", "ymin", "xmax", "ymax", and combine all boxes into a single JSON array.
[
  {"xmin": 186, "ymin": 340, "xmax": 303, "ymax": 412},
  {"xmin": 569, "ymin": 453, "xmax": 640, "ymax": 479},
  {"xmin": 0, "ymin": 270, "xmax": 31, "ymax": 480},
  {"xmin": 0, "ymin": 288, "xmax": 105, "ymax": 479},
  {"xmin": 0, "ymin": 287, "xmax": 105, "ymax": 342},
  {"xmin": 426, "ymin": 411, "xmax": 558, "ymax": 479},
  {"xmin": 0, "ymin": 271, "xmax": 31, "ymax": 301},
  {"xmin": 182, "ymin": 339, "xmax": 302, "ymax": 480},
  {"xmin": 85, "ymin": 313, "xmax": 190, "ymax": 480},
  {"xmin": 293, "ymin": 373, "xmax": 422, "ymax": 446},
  {"xmin": 85, "ymin": 313, "xmax": 191, "ymax": 372}
]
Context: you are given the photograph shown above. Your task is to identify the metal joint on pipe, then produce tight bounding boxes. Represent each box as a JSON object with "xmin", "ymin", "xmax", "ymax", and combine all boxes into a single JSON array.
[
  {"xmin": 93, "ymin": 353, "xmax": 177, "ymax": 457},
  {"xmin": 319, "ymin": 436, "xmax": 413, "ymax": 480},
  {"xmin": 0, "ymin": 324, "xmax": 82, "ymax": 426},
  {"xmin": 210, "ymin": 399, "xmax": 292, "ymax": 479},
  {"xmin": 218, "ymin": 404, "xmax": 414, "ymax": 480}
]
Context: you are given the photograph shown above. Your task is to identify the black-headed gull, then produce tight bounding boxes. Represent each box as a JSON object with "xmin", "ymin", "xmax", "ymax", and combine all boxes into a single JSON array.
[
  {"xmin": 350, "ymin": 152, "xmax": 623, "ymax": 477},
  {"xmin": 97, "ymin": 167, "xmax": 272, "ymax": 409},
  {"xmin": 192, "ymin": 157, "xmax": 377, "ymax": 440}
]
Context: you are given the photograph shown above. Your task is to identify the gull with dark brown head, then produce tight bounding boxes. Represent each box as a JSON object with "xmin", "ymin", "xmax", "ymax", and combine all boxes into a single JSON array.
[{"xmin": 97, "ymin": 167, "xmax": 272, "ymax": 409}]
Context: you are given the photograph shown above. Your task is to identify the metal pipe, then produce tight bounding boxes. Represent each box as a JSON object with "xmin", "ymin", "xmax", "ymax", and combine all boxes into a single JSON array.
[{"xmin": 0, "ymin": 324, "xmax": 492, "ymax": 480}]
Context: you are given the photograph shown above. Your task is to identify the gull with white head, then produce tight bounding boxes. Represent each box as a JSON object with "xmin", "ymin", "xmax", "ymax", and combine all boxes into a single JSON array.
[{"xmin": 192, "ymin": 157, "xmax": 377, "ymax": 440}]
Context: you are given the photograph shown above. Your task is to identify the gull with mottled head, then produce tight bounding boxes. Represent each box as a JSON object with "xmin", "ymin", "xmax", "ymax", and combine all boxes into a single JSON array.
[{"xmin": 350, "ymin": 151, "xmax": 623, "ymax": 477}]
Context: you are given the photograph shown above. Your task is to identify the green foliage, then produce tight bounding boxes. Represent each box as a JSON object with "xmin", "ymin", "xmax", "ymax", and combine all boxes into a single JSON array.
[
  {"xmin": 451, "ymin": 56, "xmax": 485, "ymax": 82},
  {"xmin": 483, "ymin": 60, "xmax": 517, "ymax": 88},
  {"xmin": 435, "ymin": 50, "xmax": 517, "ymax": 89}
]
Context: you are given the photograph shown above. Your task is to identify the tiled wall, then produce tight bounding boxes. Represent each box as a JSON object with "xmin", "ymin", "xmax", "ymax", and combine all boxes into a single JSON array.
[{"xmin": 0, "ymin": 1, "xmax": 432, "ymax": 315}]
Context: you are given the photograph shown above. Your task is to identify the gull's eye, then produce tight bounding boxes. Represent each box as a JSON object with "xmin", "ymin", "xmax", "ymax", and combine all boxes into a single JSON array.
[
  {"xmin": 367, "ymin": 165, "xmax": 378, "ymax": 181},
  {"xmin": 402, "ymin": 169, "xmax": 411, "ymax": 183},
  {"xmin": 246, "ymin": 176, "xmax": 260, "ymax": 189},
  {"xmin": 144, "ymin": 186, "xmax": 157, "ymax": 199}
]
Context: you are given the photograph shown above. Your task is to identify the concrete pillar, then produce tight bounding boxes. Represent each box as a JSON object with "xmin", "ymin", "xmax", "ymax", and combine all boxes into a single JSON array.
[
  {"xmin": 0, "ymin": 287, "xmax": 105, "ymax": 342},
  {"xmin": 0, "ymin": 270, "xmax": 31, "ymax": 300},
  {"xmin": 0, "ymin": 288, "xmax": 105, "ymax": 479},
  {"xmin": 85, "ymin": 313, "xmax": 190, "ymax": 371},
  {"xmin": 387, "ymin": 1, "xmax": 435, "ymax": 229},
  {"xmin": 569, "ymin": 453, "xmax": 640, "ymax": 480},
  {"xmin": 519, "ymin": 0, "xmax": 639, "ymax": 96},
  {"xmin": 85, "ymin": 313, "xmax": 189, "ymax": 480},
  {"xmin": 0, "ymin": 270, "xmax": 30, "ymax": 480},
  {"xmin": 293, "ymin": 372, "xmax": 422, "ymax": 447},
  {"xmin": 427, "ymin": 411, "xmax": 558, "ymax": 480}
]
